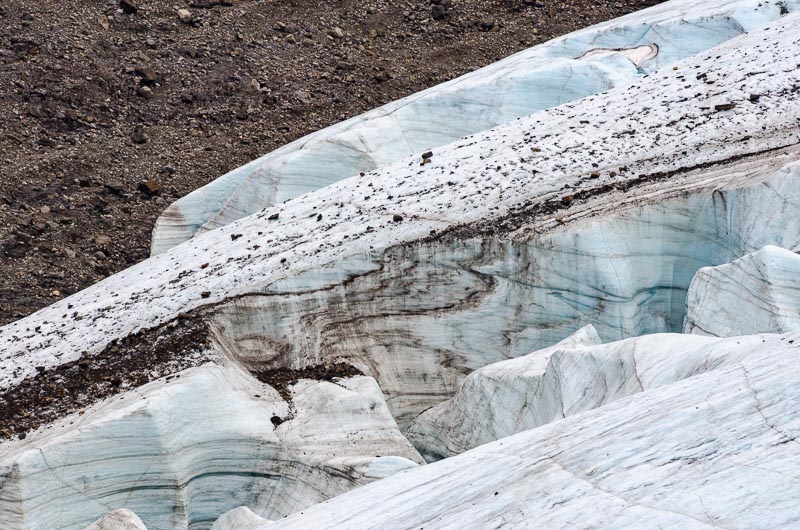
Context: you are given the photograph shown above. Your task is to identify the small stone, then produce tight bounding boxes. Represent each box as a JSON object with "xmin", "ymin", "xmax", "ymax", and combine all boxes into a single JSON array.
[
  {"xmin": 714, "ymin": 103, "xmax": 736, "ymax": 112},
  {"xmin": 119, "ymin": 0, "xmax": 138, "ymax": 14},
  {"xmin": 330, "ymin": 27, "xmax": 344, "ymax": 39},
  {"xmin": 231, "ymin": 233, "xmax": 242, "ymax": 241},
  {"xmin": 39, "ymin": 206, "xmax": 50, "ymax": 214},
  {"xmin": 561, "ymin": 194, "xmax": 574, "ymax": 206},
  {"xmin": 479, "ymin": 19, "xmax": 495, "ymax": 31},
  {"xmin": 95, "ymin": 235, "xmax": 111, "ymax": 246},
  {"xmin": 393, "ymin": 214, "xmax": 403, "ymax": 222},
  {"xmin": 268, "ymin": 213, "xmax": 279, "ymax": 221},
  {"xmin": 374, "ymin": 70, "xmax": 390, "ymax": 83},
  {"xmin": 200, "ymin": 291, "xmax": 211, "ymax": 298},
  {"xmin": 134, "ymin": 65, "xmax": 157, "ymax": 84},
  {"xmin": 422, "ymin": 151, "xmax": 433, "ymax": 160},
  {"xmin": 104, "ymin": 180, "xmax": 125, "ymax": 194},
  {"xmin": 431, "ymin": 5, "xmax": 446, "ymax": 20},
  {"xmin": 64, "ymin": 249, "xmax": 77, "ymax": 259},
  {"xmin": 131, "ymin": 125, "xmax": 147, "ymax": 144},
  {"xmin": 136, "ymin": 86, "xmax": 153, "ymax": 99},
  {"xmin": 177, "ymin": 9, "xmax": 193, "ymax": 23},
  {"xmin": 138, "ymin": 180, "xmax": 161, "ymax": 196}
]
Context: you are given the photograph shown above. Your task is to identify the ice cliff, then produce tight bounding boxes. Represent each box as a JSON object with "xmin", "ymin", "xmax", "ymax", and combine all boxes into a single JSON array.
[{"xmin": 2, "ymin": 2, "xmax": 800, "ymax": 529}]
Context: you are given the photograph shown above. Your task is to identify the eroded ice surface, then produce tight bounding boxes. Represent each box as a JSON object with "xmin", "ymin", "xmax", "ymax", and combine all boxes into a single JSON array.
[
  {"xmin": 85, "ymin": 510, "xmax": 148, "ymax": 530},
  {"xmin": 407, "ymin": 328, "xmax": 775, "ymax": 461},
  {"xmin": 210, "ymin": 507, "xmax": 271, "ymax": 530},
  {"xmin": 0, "ymin": 363, "xmax": 421, "ymax": 530},
  {"xmin": 150, "ymin": 0, "xmax": 800, "ymax": 254},
  {"xmin": 265, "ymin": 331, "xmax": 800, "ymax": 530},
  {"xmin": 684, "ymin": 245, "xmax": 800, "ymax": 337}
]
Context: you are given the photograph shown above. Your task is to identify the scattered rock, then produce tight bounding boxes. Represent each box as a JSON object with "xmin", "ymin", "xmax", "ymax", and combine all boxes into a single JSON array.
[
  {"xmin": 103, "ymin": 181, "xmax": 125, "ymax": 195},
  {"xmin": 95, "ymin": 235, "xmax": 111, "ymax": 246},
  {"xmin": 177, "ymin": 9, "xmax": 193, "ymax": 24},
  {"xmin": 131, "ymin": 126, "xmax": 147, "ymax": 144},
  {"xmin": 134, "ymin": 65, "xmax": 157, "ymax": 84},
  {"xmin": 393, "ymin": 214, "xmax": 403, "ymax": 222},
  {"xmin": 138, "ymin": 180, "xmax": 161, "ymax": 196},
  {"xmin": 479, "ymin": 19, "xmax": 495, "ymax": 31},
  {"xmin": 119, "ymin": 0, "xmax": 138, "ymax": 14},
  {"xmin": 330, "ymin": 27, "xmax": 344, "ymax": 39},
  {"xmin": 136, "ymin": 86, "xmax": 153, "ymax": 99}
]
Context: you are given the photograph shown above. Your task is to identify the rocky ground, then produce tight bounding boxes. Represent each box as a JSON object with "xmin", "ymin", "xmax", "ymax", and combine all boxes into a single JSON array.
[{"xmin": 0, "ymin": 0, "xmax": 664, "ymax": 326}]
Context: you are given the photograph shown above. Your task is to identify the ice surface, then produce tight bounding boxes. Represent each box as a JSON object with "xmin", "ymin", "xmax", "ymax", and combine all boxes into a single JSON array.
[
  {"xmin": 85, "ymin": 510, "xmax": 148, "ymax": 530},
  {"xmin": 0, "ymin": 364, "xmax": 420, "ymax": 530},
  {"xmin": 265, "ymin": 331, "xmax": 800, "ymax": 530},
  {"xmin": 685, "ymin": 245, "xmax": 800, "ymax": 336},
  {"xmin": 210, "ymin": 507, "xmax": 270, "ymax": 530},
  {"xmin": 408, "ymin": 328, "xmax": 775, "ymax": 461}
]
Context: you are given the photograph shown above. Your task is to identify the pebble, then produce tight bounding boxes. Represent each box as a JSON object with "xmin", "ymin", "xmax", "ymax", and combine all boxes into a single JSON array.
[
  {"xmin": 131, "ymin": 125, "xmax": 147, "ymax": 144},
  {"xmin": 119, "ymin": 0, "xmax": 138, "ymax": 14},
  {"xmin": 138, "ymin": 180, "xmax": 161, "ymax": 196},
  {"xmin": 177, "ymin": 9, "xmax": 193, "ymax": 24}
]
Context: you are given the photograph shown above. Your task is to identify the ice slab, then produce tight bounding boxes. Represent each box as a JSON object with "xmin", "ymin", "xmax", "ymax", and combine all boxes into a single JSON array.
[{"xmin": 684, "ymin": 245, "xmax": 800, "ymax": 337}]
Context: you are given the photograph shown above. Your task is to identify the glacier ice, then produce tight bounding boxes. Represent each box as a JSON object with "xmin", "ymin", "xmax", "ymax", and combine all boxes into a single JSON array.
[
  {"xmin": 407, "ymin": 328, "xmax": 776, "ymax": 461},
  {"xmin": 2, "ymin": 6, "xmax": 800, "ymax": 529},
  {"xmin": 210, "ymin": 507, "xmax": 270, "ymax": 530},
  {"xmin": 0, "ymin": 364, "xmax": 421, "ymax": 530},
  {"xmin": 264, "ymin": 331, "xmax": 800, "ymax": 530},
  {"xmin": 3, "ymin": 15, "xmax": 799, "ymax": 402},
  {"xmin": 684, "ymin": 245, "xmax": 800, "ymax": 337},
  {"xmin": 150, "ymin": 0, "xmax": 800, "ymax": 255},
  {"xmin": 85, "ymin": 510, "xmax": 148, "ymax": 530}
]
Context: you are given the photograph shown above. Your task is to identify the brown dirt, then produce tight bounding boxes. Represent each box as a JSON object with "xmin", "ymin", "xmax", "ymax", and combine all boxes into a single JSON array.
[
  {"xmin": 0, "ymin": 0, "xmax": 665, "ymax": 326},
  {"xmin": 0, "ymin": 312, "xmax": 211, "ymax": 440},
  {"xmin": 253, "ymin": 362, "xmax": 365, "ymax": 403}
]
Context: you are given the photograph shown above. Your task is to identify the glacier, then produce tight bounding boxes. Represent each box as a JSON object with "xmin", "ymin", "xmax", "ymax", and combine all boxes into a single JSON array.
[
  {"xmin": 407, "ymin": 328, "xmax": 780, "ymax": 461},
  {"xmin": 149, "ymin": 0, "xmax": 800, "ymax": 255},
  {"xmin": 684, "ymin": 245, "xmax": 800, "ymax": 337},
  {"xmin": 1, "ymin": 3, "xmax": 800, "ymax": 530},
  {"xmin": 1, "ymin": 364, "xmax": 420, "ymax": 530},
  {"xmin": 264, "ymin": 330, "xmax": 800, "ymax": 530}
]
